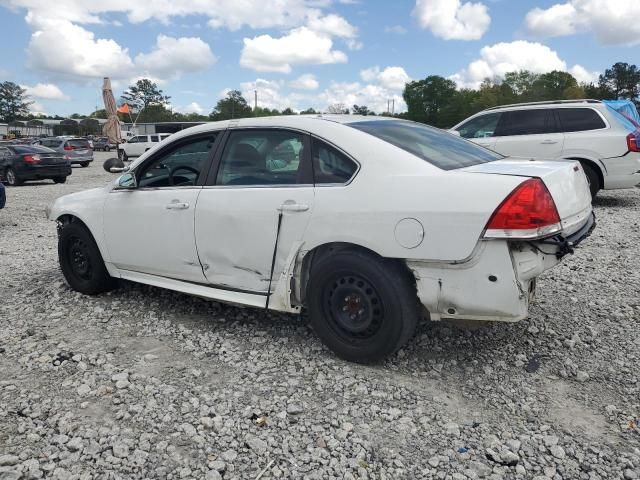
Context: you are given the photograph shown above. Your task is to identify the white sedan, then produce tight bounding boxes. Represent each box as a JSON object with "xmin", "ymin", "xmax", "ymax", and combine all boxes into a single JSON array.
[{"xmin": 47, "ymin": 116, "xmax": 595, "ymax": 362}]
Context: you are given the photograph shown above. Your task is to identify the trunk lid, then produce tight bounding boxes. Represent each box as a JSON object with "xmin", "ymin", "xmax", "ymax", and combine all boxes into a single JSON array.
[
  {"xmin": 37, "ymin": 152, "xmax": 68, "ymax": 165},
  {"xmin": 462, "ymin": 158, "xmax": 592, "ymax": 235}
]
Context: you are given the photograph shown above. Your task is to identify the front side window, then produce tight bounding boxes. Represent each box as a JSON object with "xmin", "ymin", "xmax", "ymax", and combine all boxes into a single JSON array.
[
  {"xmin": 496, "ymin": 109, "xmax": 556, "ymax": 136},
  {"xmin": 150, "ymin": 135, "xmax": 159, "ymax": 142},
  {"xmin": 311, "ymin": 138, "xmax": 358, "ymax": 184},
  {"xmin": 350, "ymin": 120, "xmax": 502, "ymax": 171},
  {"xmin": 456, "ymin": 113, "xmax": 501, "ymax": 139},
  {"xmin": 137, "ymin": 135, "xmax": 217, "ymax": 188},
  {"xmin": 216, "ymin": 130, "xmax": 305, "ymax": 186},
  {"xmin": 128, "ymin": 136, "xmax": 141, "ymax": 143},
  {"xmin": 556, "ymin": 108, "xmax": 606, "ymax": 132}
]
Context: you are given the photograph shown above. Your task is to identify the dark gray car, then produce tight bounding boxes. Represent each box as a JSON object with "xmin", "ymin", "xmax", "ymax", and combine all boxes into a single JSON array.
[{"xmin": 38, "ymin": 137, "xmax": 93, "ymax": 167}]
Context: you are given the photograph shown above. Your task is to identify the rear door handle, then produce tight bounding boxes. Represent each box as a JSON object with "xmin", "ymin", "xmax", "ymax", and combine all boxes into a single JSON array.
[
  {"xmin": 540, "ymin": 140, "xmax": 558, "ymax": 145},
  {"xmin": 279, "ymin": 203, "xmax": 309, "ymax": 212},
  {"xmin": 166, "ymin": 202, "xmax": 189, "ymax": 210}
]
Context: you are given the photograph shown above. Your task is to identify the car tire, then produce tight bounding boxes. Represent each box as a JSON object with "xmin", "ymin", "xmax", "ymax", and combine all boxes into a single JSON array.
[
  {"xmin": 5, "ymin": 168, "xmax": 22, "ymax": 186},
  {"xmin": 80, "ymin": 162, "xmax": 90, "ymax": 168},
  {"xmin": 581, "ymin": 162, "xmax": 600, "ymax": 198},
  {"xmin": 58, "ymin": 221, "xmax": 116, "ymax": 295},
  {"xmin": 118, "ymin": 150, "xmax": 128, "ymax": 162},
  {"xmin": 104, "ymin": 146, "xmax": 110, "ymax": 152},
  {"xmin": 53, "ymin": 176, "xmax": 67, "ymax": 184},
  {"xmin": 306, "ymin": 249, "xmax": 420, "ymax": 363}
]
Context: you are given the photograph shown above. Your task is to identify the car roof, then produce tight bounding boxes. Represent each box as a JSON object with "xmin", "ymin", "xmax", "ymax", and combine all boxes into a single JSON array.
[{"xmin": 482, "ymin": 99, "xmax": 603, "ymax": 113}]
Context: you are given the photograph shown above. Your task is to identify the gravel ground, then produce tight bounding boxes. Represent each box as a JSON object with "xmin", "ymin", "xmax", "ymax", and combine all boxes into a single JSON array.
[{"xmin": 0, "ymin": 152, "xmax": 639, "ymax": 480}]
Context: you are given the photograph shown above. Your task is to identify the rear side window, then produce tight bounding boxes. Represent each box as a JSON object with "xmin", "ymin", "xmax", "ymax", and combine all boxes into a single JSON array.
[
  {"xmin": 9, "ymin": 145, "xmax": 56, "ymax": 154},
  {"xmin": 457, "ymin": 113, "xmax": 501, "ymax": 139},
  {"xmin": 311, "ymin": 138, "xmax": 358, "ymax": 184},
  {"xmin": 150, "ymin": 135, "xmax": 159, "ymax": 142},
  {"xmin": 349, "ymin": 120, "xmax": 502, "ymax": 171},
  {"xmin": 556, "ymin": 108, "xmax": 606, "ymax": 132},
  {"xmin": 496, "ymin": 109, "xmax": 556, "ymax": 136}
]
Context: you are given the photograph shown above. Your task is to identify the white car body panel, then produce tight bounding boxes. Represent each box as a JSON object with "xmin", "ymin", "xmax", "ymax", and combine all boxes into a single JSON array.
[
  {"xmin": 453, "ymin": 102, "xmax": 640, "ymax": 190},
  {"xmin": 103, "ymin": 188, "xmax": 206, "ymax": 283},
  {"xmin": 48, "ymin": 115, "xmax": 594, "ymax": 323},
  {"xmin": 195, "ymin": 186, "xmax": 315, "ymax": 292}
]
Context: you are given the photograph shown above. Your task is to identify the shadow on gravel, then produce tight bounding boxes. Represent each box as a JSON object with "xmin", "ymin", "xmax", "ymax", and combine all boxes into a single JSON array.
[{"xmin": 592, "ymin": 194, "xmax": 639, "ymax": 208}]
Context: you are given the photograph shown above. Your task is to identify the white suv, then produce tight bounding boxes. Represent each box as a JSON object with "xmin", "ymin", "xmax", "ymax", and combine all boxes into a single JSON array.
[
  {"xmin": 452, "ymin": 100, "xmax": 640, "ymax": 197},
  {"xmin": 118, "ymin": 133, "xmax": 172, "ymax": 161}
]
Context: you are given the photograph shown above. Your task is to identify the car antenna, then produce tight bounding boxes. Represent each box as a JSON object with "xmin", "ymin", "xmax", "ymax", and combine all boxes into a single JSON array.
[{"xmin": 265, "ymin": 210, "xmax": 284, "ymax": 312}]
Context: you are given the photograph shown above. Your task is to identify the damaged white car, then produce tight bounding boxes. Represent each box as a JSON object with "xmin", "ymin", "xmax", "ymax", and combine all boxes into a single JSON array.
[{"xmin": 47, "ymin": 116, "xmax": 595, "ymax": 362}]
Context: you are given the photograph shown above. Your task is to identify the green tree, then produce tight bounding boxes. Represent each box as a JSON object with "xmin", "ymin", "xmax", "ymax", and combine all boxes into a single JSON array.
[
  {"xmin": 598, "ymin": 62, "xmax": 640, "ymax": 101},
  {"xmin": 210, "ymin": 90, "xmax": 252, "ymax": 120},
  {"xmin": 281, "ymin": 107, "xmax": 296, "ymax": 115},
  {"xmin": 0, "ymin": 81, "xmax": 32, "ymax": 122},
  {"xmin": 352, "ymin": 104, "xmax": 374, "ymax": 115},
  {"xmin": 254, "ymin": 106, "xmax": 281, "ymax": 117},
  {"xmin": 121, "ymin": 78, "xmax": 170, "ymax": 113},
  {"xmin": 300, "ymin": 107, "xmax": 317, "ymax": 114},
  {"xmin": 90, "ymin": 109, "xmax": 108, "ymax": 119},
  {"xmin": 529, "ymin": 70, "xmax": 579, "ymax": 100},
  {"xmin": 326, "ymin": 103, "xmax": 349, "ymax": 114},
  {"xmin": 403, "ymin": 76, "xmax": 457, "ymax": 127},
  {"xmin": 136, "ymin": 104, "xmax": 174, "ymax": 123},
  {"xmin": 503, "ymin": 70, "xmax": 539, "ymax": 99}
]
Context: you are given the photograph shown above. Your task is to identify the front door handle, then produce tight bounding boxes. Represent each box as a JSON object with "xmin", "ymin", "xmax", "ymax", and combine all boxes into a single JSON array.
[
  {"xmin": 166, "ymin": 201, "xmax": 189, "ymax": 210},
  {"xmin": 540, "ymin": 140, "xmax": 558, "ymax": 145},
  {"xmin": 279, "ymin": 203, "xmax": 309, "ymax": 212}
]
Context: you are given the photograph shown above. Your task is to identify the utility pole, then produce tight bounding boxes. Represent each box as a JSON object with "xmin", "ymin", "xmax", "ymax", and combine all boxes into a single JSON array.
[
  {"xmin": 392, "ymin": 99, "xmax": 395, "ymax": 115},
  {"xmin": 387, "ymin": 99, "xmax": 390, "ymax": 114},
  {"xmin": 254, "ymin": 90, "xmax": 258, "ymax": 111}
]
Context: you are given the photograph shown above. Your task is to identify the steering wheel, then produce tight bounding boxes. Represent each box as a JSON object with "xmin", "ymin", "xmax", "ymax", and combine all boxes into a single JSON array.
[{"xmin": 168, "ymin": 165, "xmax": 200, "ymax": 186}]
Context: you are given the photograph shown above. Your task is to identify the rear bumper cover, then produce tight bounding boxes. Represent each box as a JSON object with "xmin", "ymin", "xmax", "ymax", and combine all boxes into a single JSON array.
[
  {"xmin": 408, "ymin": 213, "xmax": 595, "ymax": 323},
  {"xmin": 15, "ymin": 164, "xmax": 72, "ymax": 179},
  {"xmin": 602, "ymin": 152, "xmax": 640, "ymax": 189}
]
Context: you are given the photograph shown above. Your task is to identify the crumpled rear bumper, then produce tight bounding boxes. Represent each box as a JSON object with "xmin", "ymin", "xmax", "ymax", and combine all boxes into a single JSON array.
[{"xmin": 407, "ymin": 214, "xmax": 596, "ymax": 323}]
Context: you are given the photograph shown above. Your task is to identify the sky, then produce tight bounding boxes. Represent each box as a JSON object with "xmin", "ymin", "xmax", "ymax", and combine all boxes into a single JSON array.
[{"xmin": 0, "ymin": 0, "xmax": 638, "ymax": 117}]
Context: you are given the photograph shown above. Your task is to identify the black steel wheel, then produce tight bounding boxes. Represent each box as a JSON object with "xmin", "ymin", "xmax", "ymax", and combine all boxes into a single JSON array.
[
  {"xmin": 58, "ymin": 221, "xmax": 116, "ymax": 295},
  {"xmin": 307, "ymin": 249, "xmax": 420, "ymax": 363}
]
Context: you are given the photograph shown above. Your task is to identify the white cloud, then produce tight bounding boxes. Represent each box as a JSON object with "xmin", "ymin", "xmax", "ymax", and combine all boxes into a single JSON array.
[
  {"xmin": 26, "ymin": 18, "xmax": 134, "ymax": 79},
  {"xmin": 525, "ymin": 0, "xmax": 640, "ymax": 46},
  {"xmin": 360, "ymin": 66, "xmax": 411, "ymax": 90},
  {"xmin": 29, "ymin": 101, "xmax": 47, "ymax": 116},
  {"xmin": 318, "ymin": 81, "xmax": 406, "ymax": 114},
  {"xmin": 450, "ymin": 41, "xmax": 594, "ymax": 88},
  {"xmin": 174, "ymin": 102, "xmax": 205, "ymax": 114},
  {"xmin": 384, "ymin": 25, "xmax": 408, "ymax": 34},
  {"xmin": 413, "ymin": 0, "xmax": 491, "ymax": 41},
  {"xmin": 307, "ymin": 13, "xmax": 358, "ymax": 38},
  {"xmin": 240, "ymin": 27, "xmax": 347, "ymax": 73},
  {"xmin": 22, "ymin": 83, "xmax": 69, "ymax": 100},
  {"xmin": 3, "ymin": 0, "xmax": 328, "ymax": 30},
  {"xmin": 289, "ymin": 74, "xmax": 319, "ymax": 90},
  {"xmin": 569, "ymin": 65, "xmax": 599, "ymax": 84},
  {"xmin": 134, "ymin": 35, "xmax": 216, "ymax": 80}
]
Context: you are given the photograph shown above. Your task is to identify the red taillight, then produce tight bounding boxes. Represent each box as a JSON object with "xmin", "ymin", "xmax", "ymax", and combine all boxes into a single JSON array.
[
  {"xmin": 64, "ymin": 144, "xmax": 73, "ymax": 151},
  {"xmin": 484, "ymin": 178, "xmax": 561, "ymax": 239},
  {"xmin": 23, "ymin": 154, "xmax": 41, "ymax": 164},
  {"xmin": 627, "ymin": 132, "xmax": 639, "ymax": 152}
]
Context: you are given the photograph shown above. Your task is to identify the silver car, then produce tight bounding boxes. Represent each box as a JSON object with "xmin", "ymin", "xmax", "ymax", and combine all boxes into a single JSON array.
[{"xmin": 38, "ymin": 137, "xmax": 93, "ymax": 167}]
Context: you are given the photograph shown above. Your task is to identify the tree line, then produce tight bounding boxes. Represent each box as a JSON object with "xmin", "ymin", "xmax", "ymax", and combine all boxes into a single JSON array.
[{"xmin": 0, "ymin": 61, "xmax": 638, "ymax": 128}]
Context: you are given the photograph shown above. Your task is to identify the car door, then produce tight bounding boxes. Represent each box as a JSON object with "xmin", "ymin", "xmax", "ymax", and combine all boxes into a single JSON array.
[
  {"xmin": 103, "ymin": 133, "xmax": 220, "ymax": 282},
  {"xmin": 126, "ymin": 136, "xmax": 145, "ymax": 156},
  {"xmin": 493, "ymin": 109, "xmax": 564, "ymax": 159},
  {"xmin": 455, "ymin": 112, "xmax": 501, "ymax": 150},
  {"xmin": 194, "ymin": 128, "xmax": 314, "ymax": 294}
]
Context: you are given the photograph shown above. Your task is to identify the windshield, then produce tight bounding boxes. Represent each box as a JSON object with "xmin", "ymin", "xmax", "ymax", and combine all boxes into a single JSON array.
[{"xmin": 349, "ymin": 120, "xmax": 502, "ymax": 170}]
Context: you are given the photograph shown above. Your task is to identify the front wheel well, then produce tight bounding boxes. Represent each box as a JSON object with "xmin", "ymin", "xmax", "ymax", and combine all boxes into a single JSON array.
[
  {"xmin": 56, "ymin": 215, "xmax": 90, "ymax": 234},
  {"xmin": 296, "ymin": 242, "xmax": 415, "ymax": 306}
]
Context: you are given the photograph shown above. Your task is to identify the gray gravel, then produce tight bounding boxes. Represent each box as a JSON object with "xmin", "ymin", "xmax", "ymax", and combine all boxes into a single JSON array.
[{"xmin": 1, "ymin": 152, "xmax": 639, "ymax": 479}]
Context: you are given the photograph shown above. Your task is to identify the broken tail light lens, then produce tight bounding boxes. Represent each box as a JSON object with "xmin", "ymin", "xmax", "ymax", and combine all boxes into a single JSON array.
[{"xmin": 484, "ymin": 178, "xmax": 562, "ymax": 240}]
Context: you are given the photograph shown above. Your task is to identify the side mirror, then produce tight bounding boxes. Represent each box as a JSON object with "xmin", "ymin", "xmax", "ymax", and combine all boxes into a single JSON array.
[
  {"xmin": 114, "ymin": 172, "xmax": 136, "ymax": 189},
  {"xmin": 448, "ymin": 129, "xmax": 461, "ymax": 136}
]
